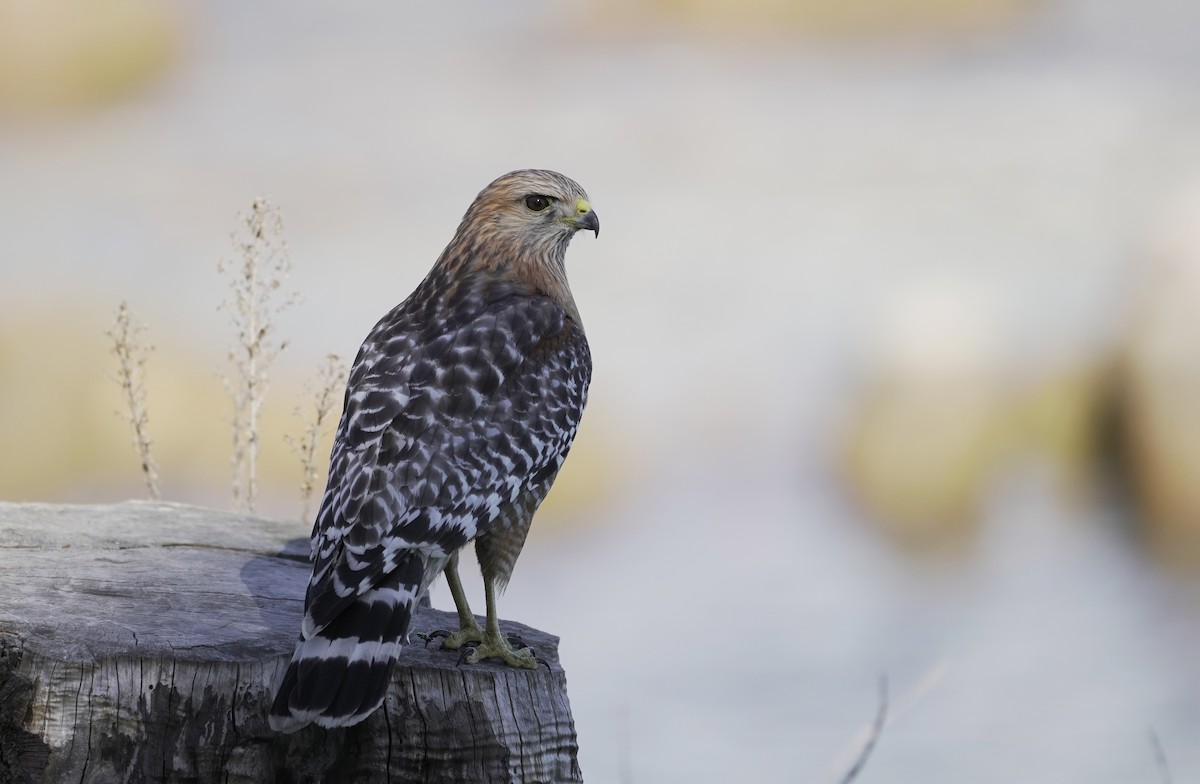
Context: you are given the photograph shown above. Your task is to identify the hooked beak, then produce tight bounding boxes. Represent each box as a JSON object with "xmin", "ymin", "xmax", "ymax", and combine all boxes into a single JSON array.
[
  {"xmin": 571, "ymin": 198, "xmax": 600, "ymax": 237},
  {"xmin": 576, "ymin": 209, "xmax": 599, "ymax": 237}
]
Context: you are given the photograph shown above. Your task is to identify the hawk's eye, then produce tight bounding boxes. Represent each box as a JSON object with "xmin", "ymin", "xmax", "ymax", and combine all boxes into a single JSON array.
[{"xmin": 524, "ymin": 194, "xmax": 551, "ymax": 212}]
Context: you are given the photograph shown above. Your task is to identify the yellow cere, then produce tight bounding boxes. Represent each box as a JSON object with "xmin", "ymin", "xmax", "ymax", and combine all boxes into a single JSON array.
[{"xmin": 575, "ymin": 198, "xmax": 591, "ymax": 214}]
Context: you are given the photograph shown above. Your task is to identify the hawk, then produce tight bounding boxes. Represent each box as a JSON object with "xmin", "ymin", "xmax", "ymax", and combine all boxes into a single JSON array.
[{"xmin": 269, "ymin": 170, "xmax": 598, "ymax": 732}]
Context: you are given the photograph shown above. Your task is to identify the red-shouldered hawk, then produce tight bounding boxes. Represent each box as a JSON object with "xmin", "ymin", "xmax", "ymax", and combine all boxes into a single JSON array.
[{"xmin": 269, "ymin": 170, "xmax": 598, "ymax": 732}]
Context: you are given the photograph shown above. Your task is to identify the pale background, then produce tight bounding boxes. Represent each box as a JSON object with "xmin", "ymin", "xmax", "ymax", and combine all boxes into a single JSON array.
[{"xmin": 4, "ymin": 0, "xmax": 1200, "ymax": 781}]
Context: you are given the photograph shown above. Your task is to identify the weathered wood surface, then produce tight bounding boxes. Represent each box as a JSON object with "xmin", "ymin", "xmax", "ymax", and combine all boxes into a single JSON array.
[{"xmin": 0, "ymin": 501, "xmax": 581, "ymax": 784}]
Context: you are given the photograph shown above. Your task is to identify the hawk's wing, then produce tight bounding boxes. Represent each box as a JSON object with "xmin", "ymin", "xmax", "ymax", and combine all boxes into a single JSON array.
[{"xmin": 302, "ymin": 288, "xmax": 591, "ymax": 637}]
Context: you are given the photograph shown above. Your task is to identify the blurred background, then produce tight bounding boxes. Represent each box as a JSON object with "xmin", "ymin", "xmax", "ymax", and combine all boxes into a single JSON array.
[{"xmin": 4, "ymin": 0, "xmax": 1200, "ymax": 780}]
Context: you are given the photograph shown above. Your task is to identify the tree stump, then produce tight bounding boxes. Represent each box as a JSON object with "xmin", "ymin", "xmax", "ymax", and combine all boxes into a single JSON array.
[{"xmin": 0, "ymin": 501, "xmax": 582, "ymax": 784}]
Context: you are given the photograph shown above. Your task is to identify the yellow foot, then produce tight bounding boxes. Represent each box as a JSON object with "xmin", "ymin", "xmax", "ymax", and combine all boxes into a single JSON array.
[
  {"xmin": 417, "ymin": 622, "xmax": 484, "ymax": 651},
  {"xmin": 462, "ymin": 633, "xmax": 539, "ymax": 669}
]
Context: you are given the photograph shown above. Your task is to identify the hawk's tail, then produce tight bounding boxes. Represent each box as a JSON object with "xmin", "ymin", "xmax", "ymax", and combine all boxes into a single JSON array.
[{"xmin": 268, "ymin": 557, "xmax": 423, "ymax": 733}]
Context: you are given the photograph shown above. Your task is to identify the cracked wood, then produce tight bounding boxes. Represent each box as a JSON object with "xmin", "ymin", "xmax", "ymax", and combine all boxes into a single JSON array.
[{"xmin": 0, "ymin": 501, "xmax": 582, "ymax": 783}]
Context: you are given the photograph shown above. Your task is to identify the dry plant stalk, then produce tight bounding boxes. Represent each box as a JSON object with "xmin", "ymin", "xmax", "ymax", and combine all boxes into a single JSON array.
[
  {"xmin": 823, "ymin": 663, "xmax": 944, "ymax": 784},
  {"xmin": 218, "ymin": 197, "xmax": 299, "ymax": 514},
  {"xmin": 107, "ymin": 301, "xmax": 161, "ymax": 499},
  {"xmin": 836, "ymin": 675, "xmax": 889, "ymax": 784},
  {"xmin": 1151, "ymin": 729, "xmax": 1174, "ymax": 784},
  {"xmin": 286, "ymin": 353, "xmax": 346, "ymax": 522}
]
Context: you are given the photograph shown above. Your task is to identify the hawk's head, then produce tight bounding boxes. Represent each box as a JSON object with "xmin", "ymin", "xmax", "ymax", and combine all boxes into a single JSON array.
[
  {"xmin": 436, "ymin": 170, "xmax": 597, "ymax": 320},
  {"xmin": 458, "ymin": 170, "xmax": 599, "ymax": 256}
]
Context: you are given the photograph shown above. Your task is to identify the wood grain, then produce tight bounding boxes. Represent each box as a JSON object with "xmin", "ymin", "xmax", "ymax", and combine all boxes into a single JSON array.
[{"xmin": 0, "ymin": 501, "xmax": 581, "ymax": 783}]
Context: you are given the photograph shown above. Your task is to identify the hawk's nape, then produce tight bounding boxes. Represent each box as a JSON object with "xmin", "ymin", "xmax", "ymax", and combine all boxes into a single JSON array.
[{"xmin": 269, "ymin": 170, "xmax": 597, "ymax": 732}]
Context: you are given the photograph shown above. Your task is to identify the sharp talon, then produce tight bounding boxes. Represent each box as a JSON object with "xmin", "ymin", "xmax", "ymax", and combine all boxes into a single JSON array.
[
  {"xmin": 457, "ymin": 647, "xmax": 476, "ymax": 666},
  {"xmin": 536, "ymin": 657, "xmax": 551, "ymax": 672},
  {"xmin": 421, "ymin": 630, "xmax": 450, "ymax": 647}
]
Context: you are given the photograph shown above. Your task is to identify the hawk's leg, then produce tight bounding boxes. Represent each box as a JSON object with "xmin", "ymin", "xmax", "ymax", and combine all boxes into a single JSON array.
[
  {"xmin": 461, "ymin": 575, "xmax": 538, "ymax": 669},
  {"xmin": 419, "ymin": 553, "xmax": 485, "ymax": 650}
]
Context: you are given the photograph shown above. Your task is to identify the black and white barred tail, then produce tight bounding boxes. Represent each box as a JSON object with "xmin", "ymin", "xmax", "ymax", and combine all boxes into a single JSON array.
[{"xmin": 269, "ymin": 555, "xmax": 424, "ymax": 733}]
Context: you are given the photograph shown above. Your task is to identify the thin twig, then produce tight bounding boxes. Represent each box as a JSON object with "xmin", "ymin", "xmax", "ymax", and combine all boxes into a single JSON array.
[
  {"xmin": 218, "ymin": 197, "xmax": 299, "ymax": 513},
  {"xmin": 838, "ymin": 674, "xmax": 889, "ymax": 784},
  {"xmin": 822, "ymin": 662, "xmax": 945, "ymax": 784},
  {"xmin": 107, "ymin": 301, "xmax": 161, "ymax": 499},
  {"xmin": 286, "ymin": 353, "xmax": 346, "ymax": 521},
  {"xmin": 1150, "ymin": 729, "xmax": 1173, "ymax": 784}
]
